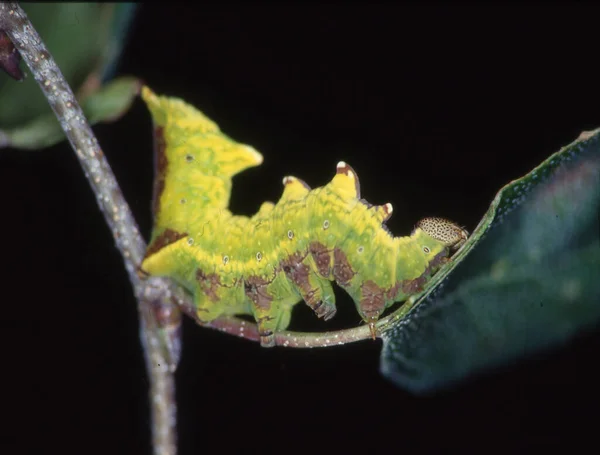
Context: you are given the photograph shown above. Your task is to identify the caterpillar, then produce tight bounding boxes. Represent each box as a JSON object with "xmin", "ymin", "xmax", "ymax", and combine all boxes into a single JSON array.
[{"xmin": 139, "ymin": 87, "xmax": 469, "ymax": 347}]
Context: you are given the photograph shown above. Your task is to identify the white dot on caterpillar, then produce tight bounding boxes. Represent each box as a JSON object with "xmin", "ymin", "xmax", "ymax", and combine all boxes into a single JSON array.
[
  {"xmin": 357, "ymin": 246, "xmax": 364, "ymax": 254},
  {"xmin": 287, "ymin": 230, "xmax": 294, "ymax": 239},
  {"xmin": 256, "ymin": 252, "xmax": 262, "ymax": 262},
  {"xmin": 187, "ymin": 238, "xmax": 194, "ymax": 246},
  {"xmin": 223, "ymin": 255, "xmax": 229, "ymax": 265},
  {"xmin": 423, "ymin": 246, "xmax": 430, "ymax": 254},
  {"xmin": 323, "ymin": 219, "xmax": 330, "ymax": 230}
]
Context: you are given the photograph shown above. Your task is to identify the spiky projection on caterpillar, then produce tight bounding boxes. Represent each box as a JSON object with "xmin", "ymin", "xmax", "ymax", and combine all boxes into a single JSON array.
[{"xmin": 139, "ymin": 87, "xmax": 468, "ymax": 347}]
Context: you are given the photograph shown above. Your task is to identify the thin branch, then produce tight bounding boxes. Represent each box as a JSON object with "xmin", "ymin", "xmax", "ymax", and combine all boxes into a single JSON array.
[{"xmin": 0, "ymin": 4, "xmax": 178, "ymax": 454}]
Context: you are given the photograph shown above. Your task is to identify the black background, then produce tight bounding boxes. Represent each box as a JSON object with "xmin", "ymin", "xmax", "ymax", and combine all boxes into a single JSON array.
[{"xmin": 2, "ymin": 4, "xmax": 600, "ymax": 454}]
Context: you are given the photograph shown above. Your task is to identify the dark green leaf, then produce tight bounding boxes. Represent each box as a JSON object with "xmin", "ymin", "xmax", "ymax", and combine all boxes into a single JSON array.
[{"xmin": 380, "ymin": 130, "xmax": 600, "ymax": 393}]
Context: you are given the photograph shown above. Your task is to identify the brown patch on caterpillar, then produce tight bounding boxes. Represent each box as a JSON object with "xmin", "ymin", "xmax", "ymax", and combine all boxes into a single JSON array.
[
  {"xmin": 244, "ymin": 276, "xmax": 276, "ymax": 347},
  {"xmin": 145, "ymin": 228, "xmax": 187, "ymax": 258},
  {"xmin": 281, "ymin": 251, "xmax": 335, "ymax": 319},
  {"xmin": 309, "ymin": 241, "xmax": 332, "ymax": 277},
  {"xmin": 333, "ymin": 247, "xmax": 355, "ymax": 286},
  {"xmin": 280, "ymin": 252, "xmax": 314, "ymax": 303},
  {"xmin": 360, "ymin": 280, "xmax": 387, "ymax": 340},
  {"xmin": 424, "ymin": 249, "xmax": 451, "ymax": 274},
  {"xmin": 336, "ymin": 161, "xmax": 361, "ymax": 198},
  {"xmin": 357, "ymin": 248, "xmax": 451, "ymax": 337},
  {"xmin": 281, "ymin": 251, "xmax": 308, "ymax": 280},
  {"xmin": 196, "ymin": 269, "xmax": 222, "ymax": 303},
  {"xmin": 400, "ymin": 249, "xmax": 449, "ymax": 295},
  {"xmin": 312, "ymin": 300, "xmax": 336, "ymax": 320},
  {"xmin": 360, "ymin": 280, "xmax": 386, "ymax": 318},
  {"xmin": 386, "ymin": 281, "xmax": 402, "ymax": 301},
  {"xmin": 400, "ymin": 276, "xmax": 427, "ymax": 295},
  {"xmin": 152, "ymin": 126, "xmax": 168, "ymax": 217},
  {"xmin": 244, "ymin": 276, "xmax": 273, "ymax": 311}
]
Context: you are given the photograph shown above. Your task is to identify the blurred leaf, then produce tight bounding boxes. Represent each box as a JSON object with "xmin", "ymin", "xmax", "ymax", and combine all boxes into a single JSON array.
[
  {"xmin": 380, "ymin": 130, "xmax": 600, "ymax": 394},
  {"xmin": 0, "ymin": 3, "xmax": 138, "ymax": 149},
  {"xmin": 84, "ymin": 76, "xmax": 141, "ymax": 124},
  {"xmin": 2, "ymin": 76, "xmax": 141, "ymax": 150}
]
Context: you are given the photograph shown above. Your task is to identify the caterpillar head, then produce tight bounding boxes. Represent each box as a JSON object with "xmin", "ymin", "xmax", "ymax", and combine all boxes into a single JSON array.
[{"xmin": 414, "ymin": 217, "xmax": 469, "ymax": 251}]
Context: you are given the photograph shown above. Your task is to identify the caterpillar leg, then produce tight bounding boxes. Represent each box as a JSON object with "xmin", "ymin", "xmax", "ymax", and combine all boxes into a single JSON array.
[
  {"xmin": 305, "ymin": 278, "xmax": 336, "ymax": 320},
  {"xmin": 244, "ymin": 277, "xmax": 283, "ymax": 347},
  {"xmin": 192, "ymin": 270, "xmax": 230, "ymax": 322},
  {"xmin": 250, "ymin": 296, "xmax": 296, "ymax": 347},
  {"xmin": 281, "ymin": 253, "xmax": 337, "ymax": 321},
  {"xmin": 193, "ymin": 291, "xmax": 225, "ymax": 326}
]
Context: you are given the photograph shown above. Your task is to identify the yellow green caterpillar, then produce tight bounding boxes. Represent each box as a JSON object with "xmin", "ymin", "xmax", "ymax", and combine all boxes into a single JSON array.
[{"xmin": 139, "ymin": 87, "xmax": 468, "ymax": 347}]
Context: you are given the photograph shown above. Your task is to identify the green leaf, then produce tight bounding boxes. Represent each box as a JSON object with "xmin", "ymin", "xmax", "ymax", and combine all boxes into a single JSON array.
[
  {"xmin": 1, "ymin": 76, "xmax": 141, "ymax": 150},
  {"xmin": 83, "ymin": 76, "xmax": 141, "ymax": 124},
  {"xmin": 379, "ymin": 129, "xmax": 600, "ymax": 394},
  {"xmin": 0, "ymin": 3, "xmax": 138, "ymax": 150}
]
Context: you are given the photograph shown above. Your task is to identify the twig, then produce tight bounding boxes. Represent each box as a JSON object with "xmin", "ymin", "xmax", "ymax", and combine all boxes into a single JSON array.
[{"xmin": 0, "ymin": 4, "xmax": 178, "ymax": 454}]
